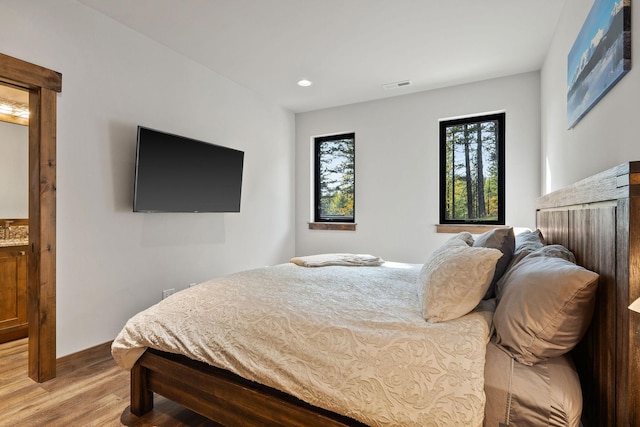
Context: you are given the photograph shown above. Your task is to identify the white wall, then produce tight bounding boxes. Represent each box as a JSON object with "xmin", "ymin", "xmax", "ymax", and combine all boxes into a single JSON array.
[
  {"xmin": 0, "ymin": 0, "xmax": 295, "ymax": 356},
  {"xmin": 0, "ymin": 121, "xmax": 28, "ymax": 218},
  {"xmin": 541, "ymin": 0, "xmax": 640, "ymax": 193},
  {"xmin": 295, "ymin": 72, "xmax": 541, "ymax": 263}
]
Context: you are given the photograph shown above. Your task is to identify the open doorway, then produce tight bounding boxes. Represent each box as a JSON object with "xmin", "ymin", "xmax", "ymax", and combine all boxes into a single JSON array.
[
  {"xmin": 0, "ymin": 83, "xmax": 29, "ymax": 344},
  {"xmin": 0, "ymin": 53, "xmax": 61, "ymax": 382}
]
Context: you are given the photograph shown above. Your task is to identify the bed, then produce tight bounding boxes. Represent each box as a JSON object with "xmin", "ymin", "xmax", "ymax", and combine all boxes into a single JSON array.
[
  {"xmin": 113, "ymin": 259, "xmax": 496, "ymax": 426},
  {"xmin": 112, "ymin": 162, "xmax": 640, "ymax": 426}
]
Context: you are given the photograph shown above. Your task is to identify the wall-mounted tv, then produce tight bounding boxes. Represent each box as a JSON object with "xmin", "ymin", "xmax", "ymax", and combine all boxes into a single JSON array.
[{"xmin": 133, "ymin": 126, "xmax": 244, "ymax": 213}]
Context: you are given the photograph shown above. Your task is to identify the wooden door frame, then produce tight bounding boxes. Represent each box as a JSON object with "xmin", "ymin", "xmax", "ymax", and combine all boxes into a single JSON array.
[{"xmin": 0, "ymin": 52, "xmax": 61, "ymax": 382}]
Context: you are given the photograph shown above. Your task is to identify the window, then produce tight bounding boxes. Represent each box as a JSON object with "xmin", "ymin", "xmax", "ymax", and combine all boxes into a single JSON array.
[
  {"xmin": 439, "ymin": 113, "xmax": 505, "ymax": 225},
  {"xmin": 314, "ymin": 133, "xmax": 355, "ymax": 223}
]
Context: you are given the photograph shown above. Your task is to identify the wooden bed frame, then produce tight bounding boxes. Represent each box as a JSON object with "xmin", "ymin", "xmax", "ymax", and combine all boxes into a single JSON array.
[
  {"xmin": 130, "ymin": 162, "xmax": 640, "ymax": 426},
  {"xmin": 130, "ymin": 348, "xmax": 366, "ymax": 426}
]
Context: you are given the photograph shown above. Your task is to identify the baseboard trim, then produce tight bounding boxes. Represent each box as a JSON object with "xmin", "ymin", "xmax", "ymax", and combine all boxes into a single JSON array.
[{"xmin": 57, "ymin": 341, "xmax": 113, "ymax": 374}]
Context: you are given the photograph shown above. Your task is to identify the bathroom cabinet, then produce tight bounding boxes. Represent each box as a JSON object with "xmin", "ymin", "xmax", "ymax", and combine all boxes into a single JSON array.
[{"xmin": 0, "ymin": 246, "xmax": 27, "ymax": 343}]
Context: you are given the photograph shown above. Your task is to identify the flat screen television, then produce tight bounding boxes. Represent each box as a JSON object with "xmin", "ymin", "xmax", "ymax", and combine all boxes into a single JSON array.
[{"xmin": 133, "ymin": 126, "xmax": 244, "ymax": 213}]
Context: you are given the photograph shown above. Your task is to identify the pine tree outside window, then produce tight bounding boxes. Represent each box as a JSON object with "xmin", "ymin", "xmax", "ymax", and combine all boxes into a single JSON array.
[
  {"xmin": 439, "ymin": 113, "xmax": 505, "ymax": 225},
  {"xmin": 314, "ymin": 133, "xmax": 355, "ymax": 223}
]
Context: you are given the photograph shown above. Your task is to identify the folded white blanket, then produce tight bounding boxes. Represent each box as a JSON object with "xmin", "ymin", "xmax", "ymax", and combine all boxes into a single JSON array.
[{"xmin": 290, "ymin": 253, "xmax": 384, "ymax": 267}]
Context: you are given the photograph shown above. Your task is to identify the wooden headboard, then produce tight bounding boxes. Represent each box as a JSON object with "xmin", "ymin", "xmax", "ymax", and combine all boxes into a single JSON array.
[{"xmin": 536, "ymin": 162, "xmax": 640, "ymax": 427}]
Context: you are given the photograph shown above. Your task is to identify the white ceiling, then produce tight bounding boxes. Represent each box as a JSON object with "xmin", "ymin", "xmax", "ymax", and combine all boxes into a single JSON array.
[{"xmin": 78, "ymin": 0, "xmax": 566, "ymax": 113}]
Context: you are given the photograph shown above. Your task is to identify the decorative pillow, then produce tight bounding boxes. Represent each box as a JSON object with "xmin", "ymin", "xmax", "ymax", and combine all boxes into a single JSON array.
[
  {"xmin": 453, "ymin": 231, "xmax": 475, "ymax": 246},
  {"xmin": 432, "ymin": 233, "xmax": 473, "ymax": 255},
  {"xmin": 418, "ymin": 243, "xmax": 502, "ymax": 323},
  {"xmin": 493, "ymin": 253, "xmax": 599, "ymax": 365},
  {"xmin": 472, "ymin": 227, "xmax": 515, "ymax": 299}
]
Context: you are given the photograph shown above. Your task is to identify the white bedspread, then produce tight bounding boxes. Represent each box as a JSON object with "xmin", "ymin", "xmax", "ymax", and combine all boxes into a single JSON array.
[{"xmin": 112, "ymin": 262, "xmax": 493, "ymax": 426}]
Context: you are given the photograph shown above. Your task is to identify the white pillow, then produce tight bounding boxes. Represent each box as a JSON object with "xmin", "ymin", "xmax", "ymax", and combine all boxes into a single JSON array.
[{"xmin": 419, "ymin": 242, "xmax": 502, "ymax": 322}]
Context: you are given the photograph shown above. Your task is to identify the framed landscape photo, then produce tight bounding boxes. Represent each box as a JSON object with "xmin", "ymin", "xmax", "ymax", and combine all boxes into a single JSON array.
[{"xmin": 567, "ymin": 0, "xmax": 631, "ymax": 129}]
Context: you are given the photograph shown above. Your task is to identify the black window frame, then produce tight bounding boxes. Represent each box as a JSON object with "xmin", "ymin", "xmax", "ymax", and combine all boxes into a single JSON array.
[
  {"xmin": 439, "ymin": 113, "xmax": 505, "ymax": 225},
  {"xmin": 314, "ymin": 132, "xmax": 356, "ymax": 223}
]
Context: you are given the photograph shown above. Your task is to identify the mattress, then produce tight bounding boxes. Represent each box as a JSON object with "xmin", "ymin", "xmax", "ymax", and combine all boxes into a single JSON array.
[{"xmin": 112, "ymin": 262, "xmax": 494, "ymax": 426}]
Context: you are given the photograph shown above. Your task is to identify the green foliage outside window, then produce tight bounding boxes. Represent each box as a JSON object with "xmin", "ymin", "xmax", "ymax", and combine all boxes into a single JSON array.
[
  {"xmin": 315, "ymin": 133, "xmax": 355, "ymax": 222},
  {"xmin": 440, "ymin": 113, "xmax": 505, "ymax": 224}
]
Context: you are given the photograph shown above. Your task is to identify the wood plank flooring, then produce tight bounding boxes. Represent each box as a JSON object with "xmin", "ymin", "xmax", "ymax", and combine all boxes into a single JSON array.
[{"xmin": 0, "ymin": 338, "xmax": 222, "ymax": 427}]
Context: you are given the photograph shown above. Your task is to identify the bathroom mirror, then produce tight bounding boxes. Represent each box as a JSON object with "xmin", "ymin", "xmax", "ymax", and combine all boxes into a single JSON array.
[{"xmin": 0, "ymin": 84, "xmax": 29, "ymax": 219}]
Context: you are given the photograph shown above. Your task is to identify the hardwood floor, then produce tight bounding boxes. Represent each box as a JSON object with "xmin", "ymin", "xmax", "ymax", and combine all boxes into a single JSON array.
[{"xmin": 0, "ymin": 338, "xmax": 222, "ymax": 427}]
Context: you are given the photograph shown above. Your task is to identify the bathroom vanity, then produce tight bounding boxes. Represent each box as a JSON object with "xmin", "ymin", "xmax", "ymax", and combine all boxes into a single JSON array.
[{"xmin": 0, "ymin": 221, "xmax": 28, "ymax": 344}]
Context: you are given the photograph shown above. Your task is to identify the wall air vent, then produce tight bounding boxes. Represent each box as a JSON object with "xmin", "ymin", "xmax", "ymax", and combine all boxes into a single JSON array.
[{"xmin": 382, "ymin": 80, "xmax": 412, "ymax": 90}]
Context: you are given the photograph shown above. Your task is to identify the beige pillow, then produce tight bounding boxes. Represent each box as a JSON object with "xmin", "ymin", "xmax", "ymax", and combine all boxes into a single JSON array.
[
  {"xmin": 453, "ymin": 231, "xmax": 475, "ymax": 246},
  {"xmin": 494, "ymin": 255, "xmax": 598, "ymax": 365},
  {"xmin": 418, "ymin": 242, "xmax": 502, "ymax": 323}
]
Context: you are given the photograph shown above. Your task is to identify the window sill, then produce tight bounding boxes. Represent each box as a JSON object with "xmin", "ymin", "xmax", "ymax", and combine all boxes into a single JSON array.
[
  {"xmin": 308, "ymin": 222, "xmax": 357, "ymax": 231},
  {"xmin": 436, "ymin": 224, "xmax": 509, "ymax": 234}
]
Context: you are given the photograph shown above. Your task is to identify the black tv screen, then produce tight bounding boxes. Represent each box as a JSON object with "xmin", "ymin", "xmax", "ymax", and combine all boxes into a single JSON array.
[{"xmin": 133, "ymin": 126, "xmax": 244, "ymax": 212}]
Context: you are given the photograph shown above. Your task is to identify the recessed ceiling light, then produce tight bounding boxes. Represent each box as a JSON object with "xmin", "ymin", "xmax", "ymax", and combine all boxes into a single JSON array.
[{"xmin": 297, "ymin": 79, "xmax": 313, "ymax": 87}]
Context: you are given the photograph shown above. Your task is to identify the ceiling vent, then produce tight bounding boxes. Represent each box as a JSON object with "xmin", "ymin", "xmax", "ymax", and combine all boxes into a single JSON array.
[{"xmin": 382, "ymin": 80, "xmax": 412, "ymax": 90}]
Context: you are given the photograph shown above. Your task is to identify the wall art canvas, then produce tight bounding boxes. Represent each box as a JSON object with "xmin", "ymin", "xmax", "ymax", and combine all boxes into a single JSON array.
[{"xmin": 567, "ymin": 0, "xmax": 631, "ymax": 129}]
